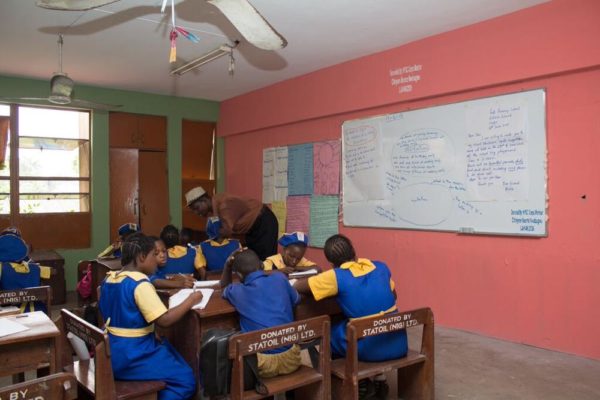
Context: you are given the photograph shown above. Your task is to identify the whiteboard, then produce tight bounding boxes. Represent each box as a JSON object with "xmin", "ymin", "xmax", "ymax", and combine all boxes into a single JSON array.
[{"xmin": 342, "ymin": 89, "xmax": 547, "ymax": 236}]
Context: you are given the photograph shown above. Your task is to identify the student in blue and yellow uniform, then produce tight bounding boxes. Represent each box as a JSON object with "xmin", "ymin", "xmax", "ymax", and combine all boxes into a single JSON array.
[
  {"xmin": 149, "ymin": 236, "xmax": 195, "ymax": 290},
  {"xmin": 0, "ymin": 231, "xmax": 51, "ymax": 313},
  {"xmin": 295, "ymin": 234, "xmax": 407, "ymax": 399},
  {"xmin": 220, "ymin": 248, "xmax": 302, "ymax": 378},
  {"xmin": 152, "ymin": 225, "xmax": 206, "ymax": 282},
  {"xmin": 263, "ymin": 231, "xmax": 319, "ymax": 274},
  {"xmin": 97, "ymin": 223, "xmax": 140, "ymax": 258},
  {"xmin": 196, "ymin": 217, "xmax": 241, "ymax": 273},
  {"xmin": 98, "ymin": 232, "xmax": 201, "ymax": 400}
]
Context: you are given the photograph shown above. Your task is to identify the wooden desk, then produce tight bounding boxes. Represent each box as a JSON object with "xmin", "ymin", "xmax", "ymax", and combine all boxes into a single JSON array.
[
  {"xmin": 0, "ymin": 311, "xmax": 60, "ymax": 377},
  {"xmin": 168, "ymin": 286, "xmax": 342, "ymax": 378}
]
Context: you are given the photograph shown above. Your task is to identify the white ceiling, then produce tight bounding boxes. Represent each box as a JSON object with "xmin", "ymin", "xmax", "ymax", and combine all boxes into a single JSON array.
[{"xmin": 0, "ymin": 0, "xmax": 548, "ymax": 102}]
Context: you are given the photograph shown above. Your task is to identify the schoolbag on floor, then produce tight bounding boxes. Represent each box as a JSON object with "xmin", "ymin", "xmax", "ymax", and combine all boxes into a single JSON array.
[{"xmin": 199, "ymin": 328, "xmax": 265, "ymax": 397}]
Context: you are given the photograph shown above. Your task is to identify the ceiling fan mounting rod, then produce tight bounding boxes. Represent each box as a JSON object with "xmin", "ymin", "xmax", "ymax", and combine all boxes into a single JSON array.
[{"xmin": 57, "ymin": 33, "xmax": 64, "ymax": 74}]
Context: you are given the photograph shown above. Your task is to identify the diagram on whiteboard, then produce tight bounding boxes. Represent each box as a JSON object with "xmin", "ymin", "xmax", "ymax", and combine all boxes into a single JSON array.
[{"xmin": 342, "ymin": 89, "xmax": 547, "ymax": 236}]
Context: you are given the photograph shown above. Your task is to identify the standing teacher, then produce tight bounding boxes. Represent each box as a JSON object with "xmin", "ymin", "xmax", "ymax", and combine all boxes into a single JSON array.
[{"xmin": 185, "ymin": 186, "xmax": 278, "ymax": 261}]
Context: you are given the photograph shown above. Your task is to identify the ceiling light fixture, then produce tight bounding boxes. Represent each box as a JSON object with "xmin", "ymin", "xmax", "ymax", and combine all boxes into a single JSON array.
[{"xmin": 170, "ymin": 41, "xmax": 239, "ymax": 76}]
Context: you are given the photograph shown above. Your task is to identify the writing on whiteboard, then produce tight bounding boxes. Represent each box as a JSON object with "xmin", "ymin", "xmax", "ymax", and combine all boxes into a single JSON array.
[{"xmin": 391, "ymin": 129, "xmax": 455, "ymax": 176}]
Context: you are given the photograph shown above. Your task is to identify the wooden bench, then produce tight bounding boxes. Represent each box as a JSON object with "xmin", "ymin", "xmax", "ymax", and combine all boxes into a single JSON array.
[
  {"xmin": 57, "ymin": 309, "xmax": 166, "ymax": 400},
  {"xmin": 228, "ymin": 315, "xmax": 331, "ymax": 400},
  {"xmin": 0, "ymin": 372, "xmax": 78, "ymax": 400},
  {"xmin": 0, "ymin": 285, "xmax": 52, "ymax": 314},
  {"xmin": 331, "ymin": 307, "xmax": 434, "ymax": 400}
]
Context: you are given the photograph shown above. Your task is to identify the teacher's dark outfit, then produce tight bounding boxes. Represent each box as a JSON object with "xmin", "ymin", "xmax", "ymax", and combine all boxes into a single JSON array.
[{"xmin": 212, "ymin": 193, "xmax": 278, "ymax": 261}]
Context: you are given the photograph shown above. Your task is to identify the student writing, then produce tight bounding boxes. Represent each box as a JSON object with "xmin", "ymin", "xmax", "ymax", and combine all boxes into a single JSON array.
[
  {"xmin": 220, "ymin": 248, "xmax": 302, "ymax": 378},
  {"xmin": 98, "ymin": 232, "xmax": 201, "ymax": 400},
  {"xmin": 295, "ymin": 234, "xmax": 407, "ymax": 398},
  {"xmin": 263, "ymin": 231, "xmax": 320, "ymax": 274}
]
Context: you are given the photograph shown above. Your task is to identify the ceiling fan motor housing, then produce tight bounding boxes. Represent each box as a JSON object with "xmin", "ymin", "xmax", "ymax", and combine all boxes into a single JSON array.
[{"xmin": 49, "ymin": 73, "xmax": 74, "ymax": 104}]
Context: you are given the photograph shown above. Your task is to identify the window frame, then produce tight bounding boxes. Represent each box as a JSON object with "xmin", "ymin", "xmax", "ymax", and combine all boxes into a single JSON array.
[{"xmin": 0, "ymin": 103, "xmax": 92, "ymax": 249}]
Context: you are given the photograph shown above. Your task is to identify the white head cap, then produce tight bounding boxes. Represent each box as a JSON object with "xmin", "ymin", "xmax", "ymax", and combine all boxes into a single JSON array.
[{"xmin": 185, "ymin": 186, "xmax": 207, "ymax": 207}]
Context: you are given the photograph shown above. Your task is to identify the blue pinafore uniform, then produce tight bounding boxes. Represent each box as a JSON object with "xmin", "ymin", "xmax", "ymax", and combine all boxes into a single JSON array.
[
  {"xmin": 99, "ymin": 270, "xmax": 196, "ymax": 400},
  {"xmin": 151, "ymin": 246, "xmax": 201, "ymax": 281},
  {"xmin": 308, "ymin": 258, "xmax": 408, "ymax": 362},
  {"xmin": 0, "ymin": 261, "xmax": 51, "ymax": 313},
  {"xmin": 197, "ymin": 239, "xmax": 241, "ymax": 272}
]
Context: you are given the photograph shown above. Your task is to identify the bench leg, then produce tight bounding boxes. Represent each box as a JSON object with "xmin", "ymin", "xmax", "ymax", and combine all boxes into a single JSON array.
[
  {"xmin": 332, "ymin": 376, "xmax": 357, "ymax": 400},
  {"xmin": 397, "ymin": 362, "xmax": 434, "ymax": 400}
]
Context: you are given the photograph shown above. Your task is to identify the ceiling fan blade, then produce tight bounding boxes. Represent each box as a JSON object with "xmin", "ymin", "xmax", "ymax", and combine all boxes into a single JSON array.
[
  {"xmin": 69, "ymin": 98, "xmax": 122, "ymax": 111},
  {"xmin": 206, "ymin": 0, "xmax": 287, "ymax": 50},
  {"xmin": 36, "ymin": 0, "xmax": 121, "ymax": 11},
  {"xmin": 0, "ymin": 97, "xmax": 51, "ymax": 102}
]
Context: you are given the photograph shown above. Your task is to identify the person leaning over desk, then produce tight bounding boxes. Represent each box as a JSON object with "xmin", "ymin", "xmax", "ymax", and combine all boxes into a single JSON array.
[{"xmin": 185, "ymin": 186, "xmax": 278, "ymax": 261}]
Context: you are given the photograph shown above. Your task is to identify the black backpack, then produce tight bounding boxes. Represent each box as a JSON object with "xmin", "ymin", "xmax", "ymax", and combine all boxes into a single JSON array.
[{"xmin": 199, "ymin": 328, "xmax": 267, "ymax": 397}]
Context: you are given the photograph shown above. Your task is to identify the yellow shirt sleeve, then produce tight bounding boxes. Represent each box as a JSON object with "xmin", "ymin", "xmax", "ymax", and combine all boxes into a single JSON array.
[
  {"xmin": 298, "ymin": 257, "xmax": 316, "ymax": 267},
  {"xmin": 194, "ymin": 247, "xmax": 207, "ymax": 269},
  {"xmin": 134, "ymin": 281, "xmax": 168, "ymax": 323},
  {"xmin": 97, "ymin": 245, "xmax": 115, "ymax": 258},
  {"xmin": 308, "ymin": 269, "xmax": 338, "ymax": 301},
  {"xmin": 263, "ymin": 258, "xmax": 274, "ymax": 271},
  {"xmin": 39, "ymin": 266, "xmax": 52, "ymax": 280}
]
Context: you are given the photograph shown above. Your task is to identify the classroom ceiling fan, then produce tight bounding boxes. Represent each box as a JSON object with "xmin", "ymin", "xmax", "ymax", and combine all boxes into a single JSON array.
[
  {"xmin": 36, "ymin": 0, "xmax": 288, "ymax": 51},
  {"xmin": 0, "ymin": 34, "xmax": 121, "ymax": 111}
]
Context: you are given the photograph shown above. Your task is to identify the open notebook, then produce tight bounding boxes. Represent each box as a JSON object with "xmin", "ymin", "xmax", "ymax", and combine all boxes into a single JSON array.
[
  {"xmin": 288, "ymin": 269, "xmax": 319, "ymax": 278},
  {"xmin": 168, "ymin": 288, "xmax": 214, "ymax": 310},
  {"xmin": 0, "ymin": 318, "xmax": 29, "ymax": 338}
]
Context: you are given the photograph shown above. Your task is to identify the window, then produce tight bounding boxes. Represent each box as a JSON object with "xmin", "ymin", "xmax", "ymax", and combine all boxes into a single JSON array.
[{"xmin": 0, "ymin": 104, "xmax": 91, "ymax": 248}]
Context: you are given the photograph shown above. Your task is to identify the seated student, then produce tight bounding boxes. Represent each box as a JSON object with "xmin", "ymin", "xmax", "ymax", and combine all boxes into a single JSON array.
[
  {"xmin": 263, "ymin": 232, "xmax": 319, "ymax": 274},
  {"xmin": 154, "ymin": 225, "xmax": 206, "ymax": 280},
  {"xmin": 179, "ymin": 228, "xmax": 197, "ymax": 247},
  {"xmin": 149, "ymin": 236, "xmax": 194, "ymax": 289},
  {"xmin": 0, "ymin": 232, "xmax": 51, "ymax": 313},
  {"xmin": 196, "ymin": 217, "xmax": 241, "ymax": 273},
  {"xmin": 98, "ymin": 232, "xmax": 201, "ymax": 400},
  {"xmin": 220, "ymin": 248, "xmax": 302, "ymax": 378},
  {"xmin": 97, "ymin": 223, "xmax": 140, "ymax": 258},
  {"xmin": 295, "ymin": 234, "xmax": 407, "ymax": 399}
]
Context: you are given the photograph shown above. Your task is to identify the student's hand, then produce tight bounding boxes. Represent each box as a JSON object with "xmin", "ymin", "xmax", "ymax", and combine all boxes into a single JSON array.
[
  {"xmin": 111, "ymin": 239, "xmax": 122, "ymax": 250},
  {"xmin": 189, "ymin": 291, "xmax": 203, "ymax": 304},
  {"xmin": 173, "ymin": 274, "xmax": 195, "ymax": 288},
  {"xmin": 224, "ymin": 247, "xmax": 245, "ymax": 269}
]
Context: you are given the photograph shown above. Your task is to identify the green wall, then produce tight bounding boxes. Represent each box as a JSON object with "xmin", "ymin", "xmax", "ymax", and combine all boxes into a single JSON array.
[{"xmin": 0, "ymin": 74, "xmax": 222, "ymax": 290}]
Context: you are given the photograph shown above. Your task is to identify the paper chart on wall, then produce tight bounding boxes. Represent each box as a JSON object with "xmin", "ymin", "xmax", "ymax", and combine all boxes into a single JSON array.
[
  {"xmin": 271, "ymin": 201, "xmax": 287, "ymax": 238},
  {"xmin": 262, "ymin": 148, "xmax": 275, "ymax": 203},
  {"xmin": 287, "ymin": 143, "xmax": 314, "ymax": 195},
  {"xmin": 313, "ymin": 140, "xmax": 341, "ymax": 195},
  {"xmin": 274, "ymin": 147, "xmax": 289, "ymax": 201},
  {"xmin": 286, "ymin": 195, "xmax": 310, "ymax": 233},
  {"xmin": 309, "ymin": 195, "xmax": 339, "ymax": 248}
]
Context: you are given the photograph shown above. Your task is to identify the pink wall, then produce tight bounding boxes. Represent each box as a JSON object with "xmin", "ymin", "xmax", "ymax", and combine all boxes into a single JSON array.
[{"xmin": 218, "ymin": 0, "xmax": 600, "ymax": 359}]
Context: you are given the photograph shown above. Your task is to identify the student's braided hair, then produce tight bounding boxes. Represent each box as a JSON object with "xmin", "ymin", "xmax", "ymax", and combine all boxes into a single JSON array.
[
  {"xmin": 160, "ymin": 224, "xmax": 180, "ymax": 249},
  {"xmin": 121, "ymin": 232, "xmax": 156, "ymax": 266},
  {"xmin": 324, "ymin": 234, "xmax": 356, "ymax": 267}
]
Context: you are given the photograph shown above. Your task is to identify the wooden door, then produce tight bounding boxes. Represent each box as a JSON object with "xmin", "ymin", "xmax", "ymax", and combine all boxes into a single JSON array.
[
  {"xmin": 182, "ymin": 120, "xmax": 216, "ymax": 231},
  {"xmin": 139, "ymin": 151, "xmax": 169, "ymax": 236},
  {"xmin": 110, "ymin": 148, "xmax": 139, "ymax": 239}
]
